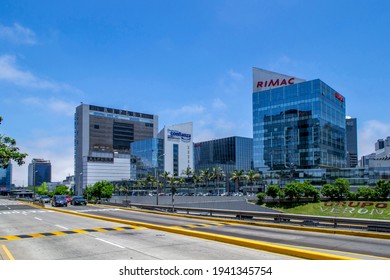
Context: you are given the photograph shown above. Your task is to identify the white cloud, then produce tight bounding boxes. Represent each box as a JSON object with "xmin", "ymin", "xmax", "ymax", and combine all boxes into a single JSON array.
[
  {"xmin": 12, "ymin": 136, "xmax": 74, "ymax": 187},
  {"xmin": 358, "ymin": 120, "xmax": 390, "ymax": 156},
  {"xmin": 218, "ymin": 69, "xmax": 246, "ymax": 96},
  {"xmin": 21, "ymin": 97, "xmax": 77, "ymax": 117},
  {"xmin": 212, "ymin": 98, "xmax": 227, "ymax": 110},
  {"xmin": 0, "ymin": 54, "xmax": 82, "ymax": 93},
  {"xmin": 0, "ymin": 23, "xmax": 37, "ymax": 45},
  {"xmin": 162, "ymin": 104, "xmax": 205, "ymax": 119}
]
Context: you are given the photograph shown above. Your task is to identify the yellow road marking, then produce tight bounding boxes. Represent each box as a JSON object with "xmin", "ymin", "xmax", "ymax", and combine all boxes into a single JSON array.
[{"xmin": 1, "ymin": 245, "xmax": 15, "ymax": 260}]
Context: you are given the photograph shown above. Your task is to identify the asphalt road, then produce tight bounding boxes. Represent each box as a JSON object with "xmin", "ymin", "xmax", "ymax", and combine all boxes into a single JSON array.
[
  {"xmin": 2, "ymin": 198, "xmax": 389, "ymax": 260},
  {"xmin": 0, "ymin": 198, "xmax": 296, "ymax": 260}
]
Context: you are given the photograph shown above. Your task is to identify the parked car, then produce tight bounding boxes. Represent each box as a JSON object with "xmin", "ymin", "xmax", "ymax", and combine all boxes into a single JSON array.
[
  {"xmin": 39, "ymin": 195, "xmax": 51, "ymax": 203},
  {"xmin": 71, "ymin": 196, "xmax": 87, "ymax": 206},
  {"xmin": 51, "ymin": 195, "xmax": 68, "ymax": 207},
  {"xmin": 65, "ymin": 196, "xmax": 72, "ymax": 204},
  {"xmin": 33, "ymin": 195, "xmax": 42, "ymax": 202}
]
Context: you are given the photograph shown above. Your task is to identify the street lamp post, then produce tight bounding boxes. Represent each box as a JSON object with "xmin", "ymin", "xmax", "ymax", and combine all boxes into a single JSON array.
[
  {"xmin": 33, "ymin": 170, "xmax": 38, "ymax": 199},
  {"xmin": 154, "ymin": 153, "xmax": 165, "ymax": 205},
  {"xmin": 78, "ymin": 172, "xmax": 83, "ymax": 197}
]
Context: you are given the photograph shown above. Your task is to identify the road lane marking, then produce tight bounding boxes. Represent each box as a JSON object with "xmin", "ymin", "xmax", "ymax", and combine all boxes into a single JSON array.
[
  {"xmin": 34, "ymin": 217, "xmax": 42, "ymax": 221},
  {"xmin": 95, "ymin": 238, "xmax": 125, "ymax": 249},
  {"xmin": 0, "ymin": 226, "xmax": 142, "ymax": 241},
  {"xmin": 1, "ymin": 245, "xmax": 14, "ymax": 260},
  {"xmin": 55, "ymin": 225, "xmax": 69, "ymax": 230}
]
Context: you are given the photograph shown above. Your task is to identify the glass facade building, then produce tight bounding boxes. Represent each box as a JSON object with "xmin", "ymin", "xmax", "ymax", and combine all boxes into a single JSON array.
[
  {"xmin": 253, "ymin": 78, "xmax": 347, "ymax": 171},
  {"xmin": 0, "ymin": 164, "xmax": 12, "ymax": 194},
  {"xmin": 346, "ymin": 117, "xmax": 358, "ymax": 167},
  {"xmin": 194, "ymin": 136, "xmax": 253, "ymax": 176},
  {"xmin": 130, "ymin": 138, "xmax": 164, "ymax": 179},
  {"xmin": 28, "ymin": 159, "xmax": 52, "ymax": 186}
]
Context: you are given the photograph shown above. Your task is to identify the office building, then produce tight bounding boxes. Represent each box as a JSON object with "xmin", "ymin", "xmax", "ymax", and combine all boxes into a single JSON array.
[
  {"xmin": 194, "ymin": 136, "xmax": 253, "ymax": 175},
  {"xmin": 74, "ymin": 103, "xmax": 158, "ymax": 195},
  {"xmin": 157, "ymin": 122, "xmax": 193, "ymax": 176},
  {"xmin": 28, "ymin": 158, "xmax": 51, "ymax": 186},
  {"xmin": 346, "ymin": 117, "xmax": 358, "ymax": 167},
  {"xmin": 0, "ymin": 164, "xmax": 12, "ymax": 195},
  {"xmin": 252, "ymin": 67, "xmax": 347, "ymax": 171},
  {"xmin": 130, "ymin": 138, "xmax": 164, "ymax": 180}
]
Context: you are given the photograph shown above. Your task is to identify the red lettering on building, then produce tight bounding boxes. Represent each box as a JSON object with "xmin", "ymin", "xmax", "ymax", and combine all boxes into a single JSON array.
[
  {"xmin": 256, "ymin": 77, "xmax": 296, "ymax": 89},
  {"xmin": 335, "ymin": 92, "xmax": 344, "ymax": 102}
]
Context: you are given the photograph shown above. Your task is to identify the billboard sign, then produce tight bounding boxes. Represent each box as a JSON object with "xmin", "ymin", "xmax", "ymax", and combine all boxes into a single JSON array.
[
  {"xmin": 253, "ymin": 67, "xmax": 305, "ymax": 92},
  {"xmin": 167, "ymin": 129, "xmax": 192, "ymax": 142}
]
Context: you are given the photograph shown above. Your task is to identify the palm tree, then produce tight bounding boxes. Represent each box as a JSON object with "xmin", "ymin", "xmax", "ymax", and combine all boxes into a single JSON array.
[
  {"xmin": 192, "ymin": 173, "xmax": 201, "ymax": 195},
  {"xmin": 157, "ymin": 171, "xmax": 170, "ymax": 205},
  {"xmin": 230, "ymin": 169, "xmax": 245, "ymax": 193},
  {"xmin": 210, "ymin": 167, "xmax": 225, "ymax": 195},
  {"xmin": 181, "ymin": 167, "xmax": 194, "ymax": 194},
  {"xmin": 246, "ymin": 169, "xmax": 260, "ymax": 193},
  {"xmin": 200, "ymin": 169, "xmax": 211, "ymax": 191}
]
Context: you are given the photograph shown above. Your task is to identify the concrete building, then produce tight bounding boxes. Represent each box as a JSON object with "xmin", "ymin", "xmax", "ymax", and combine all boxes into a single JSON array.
[
  {"xmin": 157, "ymin": 122, "xmax": 194, "ymax": 177},
  {"xmin": 346, "ymin": 117, "xmax": 358, "ymax": 168},
  {"xmin": 74, "ymin": 103, "xmax": 158, "ymax": 195}
]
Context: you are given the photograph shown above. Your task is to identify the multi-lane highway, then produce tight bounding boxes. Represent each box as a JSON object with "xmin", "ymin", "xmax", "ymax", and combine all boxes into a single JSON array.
[{"xmin": 1, "ymin": 198, "xmax": 389, "ymax": 260}]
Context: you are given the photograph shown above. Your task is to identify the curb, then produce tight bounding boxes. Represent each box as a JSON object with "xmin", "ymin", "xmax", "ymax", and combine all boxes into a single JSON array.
[
  {"xmin": 47, "ymin": 206, "xmax": 358, "ymax": 260},
  {"xmin": 93, "ymin": 203, "xmax": 390, "ymax": 240}
]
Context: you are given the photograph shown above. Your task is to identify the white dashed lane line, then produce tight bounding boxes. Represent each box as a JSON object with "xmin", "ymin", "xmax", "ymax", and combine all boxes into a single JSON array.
[
  {"xmin": 95, "ymin": 238, "xmax": 125, "ymax": 249},
  {"xmin": 55, "ymin": 225, "xmax": 69, "ymax": 230}
]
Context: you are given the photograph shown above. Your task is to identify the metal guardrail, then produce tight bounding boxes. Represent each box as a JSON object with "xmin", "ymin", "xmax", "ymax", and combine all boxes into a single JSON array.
[{"xmin": 105, "ymin": 201, "xmax": 390, "ymax": 233}]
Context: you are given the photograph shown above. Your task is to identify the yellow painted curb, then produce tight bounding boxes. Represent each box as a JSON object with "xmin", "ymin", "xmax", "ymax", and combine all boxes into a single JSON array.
[
  {"xmin": 94, "ymin": 203, "xmax": 390, "ymax": 240},
  {"xmin": 47, "ymin": 207, "xmax": 358, "ymax": 260}
]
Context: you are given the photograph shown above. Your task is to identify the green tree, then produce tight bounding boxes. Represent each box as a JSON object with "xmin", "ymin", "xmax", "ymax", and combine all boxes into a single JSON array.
[
  {"xmin": 245, "ymin": 169, "xmax": 260, "ymax": 192},
  {"xmin": 200, "ymin": 168, "xmax": 211, "ymax": 189},
  {"xmin": 266, "ymin": 185, "xmax": 280, "ymax": 202},
  {"xmin": 37, "ymin": 182, "xmax": 49, "ymax": 195},
  {"xmin": 159, "ymin": 171, "xmax": 170, "ymax": 193},
  {"xmin": 301, "ymin": 181, "xmax": 320, "ymax": 202},
  {"xmin": 333, "ymin": 178, "xmax": 350, "ymax": 199},
  {"xmin": 0, "ymin": 116, "xmax": 28, "ymax": 168},
  {"xmin": 168, "ymin": 176, "xmax": 178, "ymax": 196},
  {"xmin": 210, "ymin": 167, "xmax": 225, "ymax": 194},
  {"xmin": 53, "ymin": 185, "xmax": 70, "ymax": 195},
  {"xmin": 284, "ymin": 182, "xmax": 304, "ymax": 201},
  {"xmin": 374, "ymin": 179, "xmax": 390, "ymax": 200},
  {"xmin": 230, "ymin": 169, "xmax": 245, "ymax": 193},
  {"xmin": 256, "ymin": 192, "xmax": 265, "ymax": 205},
  {"xmin": 321, "ymin": 183, "xmax": 338, "ymax": 200},
  {"xmin": 89, "ymin": 181, "xmax": 114, "ymax": 201},
  {"xmin": 356, "ymin": 186, "xmax": 375, "ymax": 200}
]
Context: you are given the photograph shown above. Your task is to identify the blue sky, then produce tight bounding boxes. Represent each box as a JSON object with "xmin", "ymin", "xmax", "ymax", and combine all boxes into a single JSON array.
[{"xmin": 1, "ymin": 0, "xmax": 390, "ymax": 186}]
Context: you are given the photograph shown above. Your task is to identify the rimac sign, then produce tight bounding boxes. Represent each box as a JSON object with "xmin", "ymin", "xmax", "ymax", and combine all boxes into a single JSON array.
[{"xmin": 252, "ymin": 67, "xmax": 306, "ymax": 92}]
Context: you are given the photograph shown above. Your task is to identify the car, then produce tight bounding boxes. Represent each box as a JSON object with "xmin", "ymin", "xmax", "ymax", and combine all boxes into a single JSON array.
[
  {"xmin": 39, "ymin": 195, "xmax": 51, "ymax": 203},
  {"xmin": 33, "ymin": 195, "xmax": 42, "ymax": 202},
  {"xmin": 71, "ymin": 196, "xmax": 87, "ymax": 206},
  {"xmin": 65, "ymin": 196, "xmax": 72, "ymax": 204},
  {"xmin": 51, "ymin": 195, "xmax": 68, "ymax": 207}
]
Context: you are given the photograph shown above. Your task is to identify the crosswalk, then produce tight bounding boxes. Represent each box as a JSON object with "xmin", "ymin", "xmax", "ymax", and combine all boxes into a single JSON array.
[{"xmin": 0, "ymin": 199, "xmax": 23, "ymax": 206}]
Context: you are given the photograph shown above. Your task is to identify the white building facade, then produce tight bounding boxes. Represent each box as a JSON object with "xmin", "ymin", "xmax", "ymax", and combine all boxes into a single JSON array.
[{"xmin": 158, "ymin": 122, "xmax": 194, "ymax": 176}]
